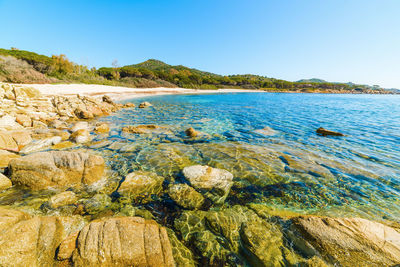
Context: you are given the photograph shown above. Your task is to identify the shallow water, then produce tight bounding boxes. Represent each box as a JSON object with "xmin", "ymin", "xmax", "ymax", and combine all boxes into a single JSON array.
[{"xmin": 94, "ymin": 92, "xmax": 400, "ymax": 221}]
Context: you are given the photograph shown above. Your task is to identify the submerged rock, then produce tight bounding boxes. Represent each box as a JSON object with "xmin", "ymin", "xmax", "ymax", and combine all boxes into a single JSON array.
[
  {"xmin": 168, "ymin": 183, "xmax": 205, "ymax": 209},
  {"xmin": 8, "ymin": 151, "xmax": 104, "ymax": 190},
  {"xmin": 182, "ymin": 165, "xmax": 233, "ymax": 204},
  {"xmin": 118, "ymin": 171, "xmax": 164, "ymax": 201},
  {"xmin": 139, "ymin": 101, "xmax": 152, "ymax": 108},
  {"xmin": 254, "ymin": 126, "xmax": 277, "ymax": 136},
  {"xmin": 289, "ymin": 215, "xmax": 400, "ymax": 266},
  {"xmin": 48, "ymin": 191, "xmax": 77, "ymax": 208},
  {"xmin": 59, "ymin": 217, "xmax": 175, "ymax": 266},
  {"xmin": 316, "ymin": 127, "xmax": 344, "ymax": 136},
  {"xmin": 122, "ymin": 124, "xmax": 161, "ymax": 134}
]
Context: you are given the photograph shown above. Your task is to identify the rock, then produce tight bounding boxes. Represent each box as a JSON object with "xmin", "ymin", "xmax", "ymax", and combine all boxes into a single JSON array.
[
  {"xmin": 102, "ymin": 95, "xmax": 114, "ymax": 104},
  {"xmin": 185, "ymin": 127, "xmax": 198, "ymax": 138},
  {"xmin": 94, "ymin": 123, "xmax": 110, "ymax": 134},
  {"xmin": 254, "ymin": 126, "xmax": 277, "ymax": 136},
  {"xmin": 15, "ymin": 114, "xmax": 32, "ymax": 127},
  {"xmin": 166, "ymin": 229, "xmax": 196, "ymax": 267},
  {"xmin": 139, "ymin": 101, "xmax": 152, "ymax": 108},
  {"xmin": 316, "ymin": 127, "xmax": 344, "ymax": 136},
  {"xmin": 81, "ymin": 194, "xmax": 112, "ymax": 215},
  {"xmin": 0, "ymin": 132, "xmax": 19, "ymax": 152},
  {"xmin": 168, "ymin": 183, "xmax": 205, "ymax": 209},
  {"xmin": 57, "ymin": 216, "xmax": 175, "ymax": 266},
  {"xmin": 48, "ymin": 191, "xmax": 77, "ymax": 208},
  {"xmin": 0, "ymin": 115, "xmax": 24, "ymax": 130},
  {"xmin": 70, "ymin": 121, "xmax": 88, "ymax": 133},
  {"xmin": 289, "ymin": 216, "xmax": 400, "ymax": 266},
  {"xmin": 122, "ymin": 124, "xmax": 161, "ymax": 134},
  {"xmin": 51, "ymin": 141, "xmax": 75, "ymax": 150},
  {"xmin": 70, "ymin": 129, "xmax": 90, "ymax": 143},
  {"xmin": 0, "ymin": 173, "xmax": 12, "ymax": 191},
  {"xmin": 48, "ymin": 119, "xmax": 66, "ymax": 129},
  {"xmin": 19, "ymin": 136, "xmax": 62, "ymax": 154},
  {"xmin": 8, "ymin": 151, "xmax": 105, "ymax": 190},
  {"xmin": 0, "ymin": 150, "xmax": 20, "ymax": 168},
  {"xmin": 124, "ymin": 102, "xmax": 135, "ymax": 108},
  {"xmin": 182, "ymin": 165, "xmax": 234, "ymax": 204},
  {"xmin": 74, "ymin": 107, "xmax": 93, "ymax": 119},
  {"xmin": 11, "ymin": 131, "xmax": 32, "ymax": 147},
  {"xmin": 240, "ymin": 220, "xmax": 284, "ymax": 266},
  {"xmin": 32, "ymin": 120, "xmax": 47, "ymax": 129},
  {"xmin": 13, "ymin": 86, "xmax": 41, "ymax": 99},
  {"xmin": 2, "ymin": 84, "xmax": 15, "ymax": 100},
  {"xmin": 118, "ymin": 171, "xmax": 164, "ymax": 201},
  {"xmin": 0, "ymin": 207, "xmax": 84, "ymax": 267}
]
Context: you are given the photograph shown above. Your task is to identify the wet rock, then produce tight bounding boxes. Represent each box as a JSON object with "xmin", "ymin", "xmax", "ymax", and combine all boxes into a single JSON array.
[
  {"xmin": 124, "ymin": 102, "xmax": 135, "ymax": 108},
  {"xmin": 10, "ymin": 131, "xmax": 32, "ymax": 147},
  {"xmin": 74, "ymin": 107, "xmax": 93, "ymax": 119},
  {"xmin": 58, "ymin": 217, "xmax": 175, "ymax": 266},
  {"xmin": 254, "ymin": 126, "xmax": 277, "ymax": 136},
  {"xmin": 70, "ymin": 121, "xmax": 89, "ymax": 133},
  {"xmin": 51, "ymin": 141, "xmax": 75, "ymax": 150},
  {"xmin": 118, "ymin": 171, "xmax": 164, "ymax": 201},
  {"xmin": 0, "ymin": 207, "xmax": 84, "ymax": 266},
  {"xmin": 289, "ymin": 216, "xmax": 400, "ymax": 266},
  {"xmin": 122, "ymin": 124, "xmax": 161, "ymax": 134},
  {"xmin": 8, "ymin": 151, "xmax": 104, "ymax": 190},
  {"xmin": 139, "ymin": 101, "xmax": 152, "ymax": 108},
  {"xmin": 48, "ymin": 191, "xmax": 77, "ymax": 208},
  {"xmin": 182, "ymin": 165, "xmax": 233, "ymax": 204},
  {"xmin": 168, "ymin": 183, "xmax": 205, "ymax": 209},
  {"xmin": 81, "ymin": 193, "xmax": 112, "ymax": 215},
  {"xmin": 19, "ymin": 136, "xmax": 62, "ymax": 154},
  {"xmin": 0, "ymin": 149, "xmax": 20, "ymax": 168},
  {"xmin": 0, "ymin": 173, "xmax": 12, "ymax": 191},
  {"xmin": 70, "ymin": 129, "xmax": 90, "ymax": 143},
  {"xmin": 316, "ymin": 127, "xmax": 344, "ymax": 136},
  {"xmin": 15, "ymin": 114, "xmax": 32, "ymax": 127},
  {"xmin": 166, "ymin": 228, "xmax": 196, "ymax": 267},
  {"xmin": 185, "ymin": 127, "xmax": 198, "ymax": 138},
  {"xmin": 0, "ymin": 132, "xmax": 19, "ymax": 152},
  {"xmin": 94, "ymin": 123, "xmax": 110, "ymax": 134}
]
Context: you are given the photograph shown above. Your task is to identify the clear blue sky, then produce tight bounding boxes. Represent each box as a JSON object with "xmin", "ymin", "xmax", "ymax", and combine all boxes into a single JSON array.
[{"xmin": 1, "ymin": 0, "xmax": 399, "ymax": 88}]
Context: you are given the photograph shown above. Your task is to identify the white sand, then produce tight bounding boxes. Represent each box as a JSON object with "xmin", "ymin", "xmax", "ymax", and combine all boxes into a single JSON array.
[{"xmin": 20, "ymin": 83, "xmax": 261, "ymax": 101}]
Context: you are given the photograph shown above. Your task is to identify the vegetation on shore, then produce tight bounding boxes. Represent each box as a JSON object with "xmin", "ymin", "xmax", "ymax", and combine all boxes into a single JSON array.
[{"xmin": 0, "ymin": 48, "xmax": 396, "ymax": 93}]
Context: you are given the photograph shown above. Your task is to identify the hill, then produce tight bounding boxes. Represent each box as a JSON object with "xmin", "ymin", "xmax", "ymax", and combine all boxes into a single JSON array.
[{"xmin": 0, "ymin": 48, "xmax": 395, "ymax": 93}]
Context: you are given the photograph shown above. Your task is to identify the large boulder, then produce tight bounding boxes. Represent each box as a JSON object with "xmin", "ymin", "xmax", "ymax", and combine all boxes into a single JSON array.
[
  {"xmin": 0, "ymin": 207, "xmax": 84, "ymax": 267},
  {"xmin": 182, "ymin": 165, "xmax": 233, "ymax": 203},
  {"xmin": 289, "ymin": 216, "xmax": 400, "ymax": 266},
  {"xmin": 118, "ymin": 171, "xmax": 164, "ymax": 201},
  {"xmin": 8, "ymin": 151, "xmax": 105, "ymax": 190},
  {"xmin": 57, "ymin": 217, "xmax": 175, "ymax": 267}
]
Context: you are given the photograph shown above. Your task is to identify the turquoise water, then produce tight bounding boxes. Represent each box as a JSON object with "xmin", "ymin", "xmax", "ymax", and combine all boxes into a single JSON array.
[{"xmin": 94, "ymin": 92, "xmax": 400, "ymax": 221}]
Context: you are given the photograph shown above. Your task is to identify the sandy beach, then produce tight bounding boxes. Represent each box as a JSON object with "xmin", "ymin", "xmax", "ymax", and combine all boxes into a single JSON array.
[{"xmin": 20, "ymin": 83, "xmax": 261, "ymax": 101}]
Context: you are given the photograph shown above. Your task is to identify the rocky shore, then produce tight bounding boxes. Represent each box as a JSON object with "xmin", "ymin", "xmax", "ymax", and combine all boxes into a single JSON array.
[{"xmin": 0, "ymin": 82, "xmax": 399, "ymax": 266}]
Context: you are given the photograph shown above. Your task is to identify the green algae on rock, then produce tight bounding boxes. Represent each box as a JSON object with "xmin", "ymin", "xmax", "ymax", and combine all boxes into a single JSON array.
[
  {"xmin": 118, "ymin": 171, "xmax": 164, "ymax": 202},
  {"xmin": 168, "ymin": 183, "xmax": 205, "ymax": 210}
]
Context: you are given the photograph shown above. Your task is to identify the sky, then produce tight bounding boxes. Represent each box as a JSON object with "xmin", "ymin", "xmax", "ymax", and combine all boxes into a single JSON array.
[{"xmin": 0, "ymin": 0, "xmax": 399, "ymax": 88}]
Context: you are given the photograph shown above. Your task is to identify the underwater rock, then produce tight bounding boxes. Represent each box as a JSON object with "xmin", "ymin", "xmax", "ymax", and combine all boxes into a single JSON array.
[
  {"xmin": 19, "ymin": 136, "xmax": 62, "ymax": 154},
  {"xmin": 94, "ymin": 122, "xmax": 110, "ymax": 134},
  {"xmin": 70, "ymin": 129, "xmax": 91, "ymax": 143},
  {"xmin": 122, "ymin": 124, "xmax": 161, "ymax": 134},
  {"xmin": 0, "ymin": 132, "xmax": 19, "ymax": 152},
  {"xmin": 185, "ymin": 127, "xmax": 198, "ymax": 138},
  {"xmin": 0, "ymin": 173, "xmax": 12, "ymax": 191},
  {"xmin": 289, "ymin": 215, "xmax": 400, "ymax": 266},
  {"xmin": 182, "ymin": 165, "xmax": 233, "ymax": 204},
  {"xmin": 254, "ymin": 126, "xmax": 277, "ymax": 136},
  {"xmin": 316, "ymin": 127, "xmax": 344, "ymax": 136},
  {"xmin": 81, "ymin": 193, "xmax": 112, "ymax": 215},
  {"xmin": 0, "ymin": 207, "xmax": 84, "ymax": 267},
  {"xmin": 168, "ymin": 183, "xmax": 205, "ymax": 210},
  {"xmin": 8, "ymin": 151, "xmax": 104, "ymax": 190},
  {"xmin": 118, "ymin": 171, "xmax": 164, "ymax": 201},
  {"xmin": 59, "ymin": 217, "xmax": 175, "ymax": 266},
  {"xmin": 139, "ymin": 101, "xmax": 152, "ymax": 108},
  {"xmin": 48, "ymin": 191, "xmax": 77, "ymax": 208}
]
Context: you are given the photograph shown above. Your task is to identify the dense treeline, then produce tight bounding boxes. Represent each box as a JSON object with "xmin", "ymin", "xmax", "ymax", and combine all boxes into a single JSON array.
[{"xmin": 0, "ymin": 48, "xmax": 390, "ymax": 92}]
